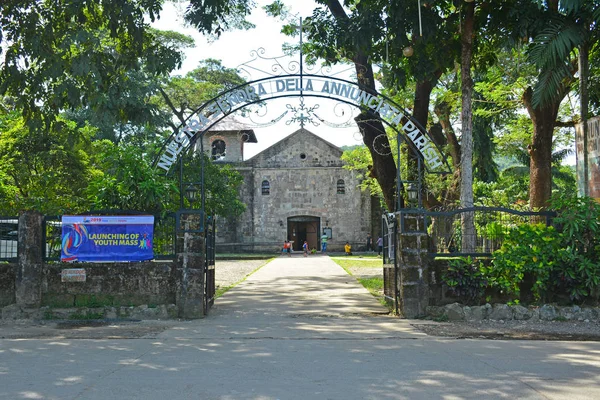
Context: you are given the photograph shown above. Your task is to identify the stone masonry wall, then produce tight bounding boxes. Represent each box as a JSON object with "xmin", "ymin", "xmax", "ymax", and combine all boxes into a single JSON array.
[
  {"xmin": 41, "ymin": 262, "xmax": 177, "ymax": 308},
  {"xmin": 0, "ymin": 264, "xmax": 16, "ymax": 307},
  {"xmin": 215, "ymin": 129, "xmax": 372, "ymax": 253}
]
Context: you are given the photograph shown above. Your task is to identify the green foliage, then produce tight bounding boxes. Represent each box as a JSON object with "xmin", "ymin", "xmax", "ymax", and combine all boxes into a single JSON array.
[
  {"xmin": 490, "ymin": 224, "xmax": 562, "ymax": 301},
  {"xmin": 490, "ymin": 193, "xmax": 600, "ymax": 303},
  {"xmin": 549, "ymin": 193, "xmax": 600, "ymax": 300},
  {"xmin": 0, "ymin": 112, "xmax": 97, "ymax": 214},
  {"xmin": 86, "ymin": 142, "xmax": 177, "ymax": 214},
  {"xmin": 0, "ymin": 0, "xmax": 181, "ymax": 129},
  {"xmin": 341, "ymin": 145, "xmax": 383, "ymax": 199},
  {"xmin": 442, "ymin": 257, "xmax": 488, "ymax": 305},
  {"xmin": 180, "ymin": 152, "xmax": 246, "ymax": 218}
]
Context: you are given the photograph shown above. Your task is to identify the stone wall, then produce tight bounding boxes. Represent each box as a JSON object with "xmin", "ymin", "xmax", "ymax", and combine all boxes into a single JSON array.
[
  {"xmin": 0, "ymin": 264, "xmax": 16, "ymax": 307},
  {"xmin": 1, "ymin": 211, "xmax": 208, "ymax": 320},
  {"xmin": 428, "ymin": 302, "xmax": 600, "ymax": 322},
  {"xmin": 216, "ymin": 129, "xmax": 372, "ymax": 253},
  {"xmin": 41, "ymin": 262, "xmax": 177, "ymax": 308}
]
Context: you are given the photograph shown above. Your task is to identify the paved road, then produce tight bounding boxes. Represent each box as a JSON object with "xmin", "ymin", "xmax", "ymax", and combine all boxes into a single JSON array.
[{"xmin": 2, "ymin": 255, "xmax": 600, "ymax": 399}]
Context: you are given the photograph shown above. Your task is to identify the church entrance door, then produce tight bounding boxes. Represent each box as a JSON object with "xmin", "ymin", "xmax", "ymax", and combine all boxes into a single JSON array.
[{"xmin": 287, "ymin": 216, "xmax": 319, "ymax": 251}]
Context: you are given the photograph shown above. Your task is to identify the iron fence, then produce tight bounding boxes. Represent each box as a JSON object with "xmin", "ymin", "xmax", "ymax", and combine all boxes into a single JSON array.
[
  {"xmin": 0, "ymin": 216, "xmax": 18, "ymax": 261},
  {"xmin": 399, "ymin": 207, "xmax": 556, "ymax": 257},
  {"xmin": 205, "ymin": 216, "xmax": 216, "ymax": 314},
  {"xmin": 43, "ymin": 211, "xmax": 177, "ymax": 261}
]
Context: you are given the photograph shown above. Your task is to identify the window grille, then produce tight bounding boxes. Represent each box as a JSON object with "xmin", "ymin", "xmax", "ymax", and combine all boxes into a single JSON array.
[
  {"xmin": 337, "ymin": 179, "xmax": 345, "ymax": 194},
  {"xmin": 261, "ymin": 180, "xmax": 270, "ymax": 195}
]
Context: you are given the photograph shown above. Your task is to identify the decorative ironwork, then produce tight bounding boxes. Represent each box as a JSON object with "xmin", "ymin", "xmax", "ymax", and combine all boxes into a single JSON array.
[
  {"xmin": 236, "ymin": 47, "xmax": 353, "ymax": 81},
  {"xmin": 285, "ymin": 97, "xmax": 319, "ymax": 128}
]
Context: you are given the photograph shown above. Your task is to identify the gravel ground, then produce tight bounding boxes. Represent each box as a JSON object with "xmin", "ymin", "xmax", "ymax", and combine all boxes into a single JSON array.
[{"xmin": 215, "ymin": 259, "xmax": 270, "ymax": 290}]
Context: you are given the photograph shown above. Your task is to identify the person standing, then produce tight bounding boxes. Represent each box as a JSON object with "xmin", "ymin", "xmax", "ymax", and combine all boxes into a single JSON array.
[
  {"xmin": 344, "ymin": 242, "xmax": 352, "ymax": 256},
  {"xmin": 302, "ymin": 240, "xmax": 309, "ymax": 257},
  {"xmin": 377, "ymin": 236, "xmax": 383, "ymax": 256},
  {"xmin": 282, "ymin": 240, "xmax": 292, "ymax": 257},
  {"xmin": 321, "ymin": 231, "xmax": 328, "ymax": 253}
]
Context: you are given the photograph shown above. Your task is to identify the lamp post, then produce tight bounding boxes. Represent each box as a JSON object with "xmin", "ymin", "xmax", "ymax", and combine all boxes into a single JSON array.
[
  {"xmin": 406, "ymin": 182, "xmax": 419, "ymax": 207},
  {"xmin": 184, "ymin": 184, "xmax": 199, "ymax": 206}
]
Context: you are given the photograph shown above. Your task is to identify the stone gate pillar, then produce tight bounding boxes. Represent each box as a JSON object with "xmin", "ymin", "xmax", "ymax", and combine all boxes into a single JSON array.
[
  {"xmin": 15, "ymin": 211, "xmax": 44, "ymax": 308},
  {"xmin": 176, "ymin": 213, "xmax": 206, "ymax": 319},
  {"xmin": 397, "ymin": 212, "xmax": 429, "ymax": 318}
]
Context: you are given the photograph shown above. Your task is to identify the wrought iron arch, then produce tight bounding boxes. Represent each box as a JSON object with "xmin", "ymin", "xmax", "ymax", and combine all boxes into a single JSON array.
[{"xmin": 153, "ymin": 74, "xmax": 450, "ymax": 179}]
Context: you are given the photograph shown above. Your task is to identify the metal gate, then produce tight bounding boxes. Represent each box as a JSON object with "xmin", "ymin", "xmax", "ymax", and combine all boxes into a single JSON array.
[
  {"xmin": 204, "ymin": 215, "xmax": 216, "ymax": 314},
  {"xmin": 381, "ymin": 213, "xmax": 398, "ymax": 315}
]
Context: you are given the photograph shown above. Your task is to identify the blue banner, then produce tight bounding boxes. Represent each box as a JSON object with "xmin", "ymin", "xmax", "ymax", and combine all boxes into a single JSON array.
[{"xmin": 61, "ymin": 215, "xmax": 154, "ymax": 262}]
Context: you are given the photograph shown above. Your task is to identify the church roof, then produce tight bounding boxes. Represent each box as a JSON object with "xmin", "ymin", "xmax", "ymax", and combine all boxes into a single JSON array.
[
  {"xmin": 245, "ymin": 128, "xmax": 344, "ymax": 168},
  {"xmin": 247, "ymin": 128, "xmax": 342, "ymax": 159}
]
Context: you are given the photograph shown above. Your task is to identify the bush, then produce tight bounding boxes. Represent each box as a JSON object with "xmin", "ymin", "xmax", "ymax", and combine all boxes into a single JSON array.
[
  {"xmin": 489, "ymin": 194, "xmax": 600, "ymax": 304},
  {"xmin": 442, "ymin": 256, "xmax": 488, "ymax": 305},
  {"xmin": 550, "ymin": 194, "xmax": 600, "ymax": 301},
  {"xmin": 490, "ymin": 223, "xmax": 561, "ymax": 302}
]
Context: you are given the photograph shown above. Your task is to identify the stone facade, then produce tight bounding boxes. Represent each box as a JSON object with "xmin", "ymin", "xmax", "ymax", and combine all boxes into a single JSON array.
[{"xmin": 205, "ymin": 128, "xmax": 373, "ymax": 253}]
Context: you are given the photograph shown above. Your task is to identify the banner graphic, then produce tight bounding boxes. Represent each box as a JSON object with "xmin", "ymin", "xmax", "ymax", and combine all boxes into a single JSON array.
[{"xmin": 61, "ymin": 215, "xmax": 154, "ymax": 262}]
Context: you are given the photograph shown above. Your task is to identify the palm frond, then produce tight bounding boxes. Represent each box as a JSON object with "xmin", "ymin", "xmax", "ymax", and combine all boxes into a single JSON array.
[
  {"xmin": 551, "ymin": 148, "xmax": 573, "ymax": 164},
  {"xmin": 528, "ymin": 20, "xmax": 583, "ymax": 70},
  {"xmin": 531, "ymin": 62, "xmax": 572, "ymax": 108}
]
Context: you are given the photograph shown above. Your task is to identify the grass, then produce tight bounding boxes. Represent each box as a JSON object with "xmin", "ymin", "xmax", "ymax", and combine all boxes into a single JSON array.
[
  {"xmin": 215, "ymin": 258, "xmax": 274, "ymax": 299},
  {"xmin": 330, "ymin": 257, "xmax": 382, "ymax": 269},
  {"xmin": 330, "ymin": 257, "xmax": 392, "ymax": 311}
]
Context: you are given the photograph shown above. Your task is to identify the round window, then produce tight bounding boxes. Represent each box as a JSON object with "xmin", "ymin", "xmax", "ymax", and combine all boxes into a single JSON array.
[{"xmin": 300, "ymin": 153, "xmax": 307, "ymax": 160}]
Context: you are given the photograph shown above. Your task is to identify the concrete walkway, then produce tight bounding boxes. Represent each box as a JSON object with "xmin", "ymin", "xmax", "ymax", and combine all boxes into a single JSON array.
[
  {"xmin": 2, "ymin": 256, "xmax": 600, "ymax": 400},
  {"xmin": 159, "ymin": 254, "xmax": 423, "ymax": 341}
]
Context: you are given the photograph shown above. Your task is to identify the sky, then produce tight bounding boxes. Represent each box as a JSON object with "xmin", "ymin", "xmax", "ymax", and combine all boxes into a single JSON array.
[{"xmin": 152, "ymin": 0, "xmax": 365, "ymax": 159}]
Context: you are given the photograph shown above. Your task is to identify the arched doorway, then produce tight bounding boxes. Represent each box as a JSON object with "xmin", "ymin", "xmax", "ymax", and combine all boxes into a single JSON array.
[{"xmin": 287, "ymin": 216, "xmax": 319, "ymax": 251}]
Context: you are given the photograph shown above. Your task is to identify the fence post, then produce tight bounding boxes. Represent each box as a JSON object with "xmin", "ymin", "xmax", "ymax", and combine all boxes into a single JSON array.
[
  {"xmin": 396, "ymin": 211, "xmax": 429, "ymax": 318},
  {"xmin": 176, "ymin": 213, "xmax": 206, "ymax": 319},
  {"xmin": 15, "ymin": 211, "xmax": 44, "ymax": 309}
]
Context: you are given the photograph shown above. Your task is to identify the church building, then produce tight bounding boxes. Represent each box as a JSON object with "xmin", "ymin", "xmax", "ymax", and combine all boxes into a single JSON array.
[{"xmin": 202, "ymin": 128, "xmax": 377, "ymax": 253}]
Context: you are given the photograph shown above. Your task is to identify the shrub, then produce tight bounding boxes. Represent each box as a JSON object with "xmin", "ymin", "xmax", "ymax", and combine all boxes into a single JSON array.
[
  {"xmin": 490, "ymin": 223, "xmax": 561, "ymax": 302},
  {"xmin": 442, "ymin": 256, "xmax": 488, "ymax": 305},
  {"xmin": 550, "ymin": 194, "xmax": 600, "ymax": 301}
]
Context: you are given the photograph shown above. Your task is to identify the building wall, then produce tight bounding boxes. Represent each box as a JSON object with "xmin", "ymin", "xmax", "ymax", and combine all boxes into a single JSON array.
[{"xmin": 215, "ymin": 129, "xmax": 372, "ymax": 253}]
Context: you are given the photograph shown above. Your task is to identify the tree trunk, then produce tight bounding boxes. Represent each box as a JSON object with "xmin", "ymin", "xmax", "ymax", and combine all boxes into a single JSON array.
[
  {"xmin": 434, "ymin": 101, "xmax": 461, "ymax": 204},
  {"xmin": 325, "ymin": 0, "xmax": 397, "ymax": 211},
  {"xmin": 353, "ymin": 55, "xmax": 398, "ymax": 211},
  {"xmin": 523, "ymin": 87, "xmax": 560, "ymax": 210},
  {"xmin": 579, "ymin": 41, "xmax": 589, "ymax": 197},
  {"xmin": 460, "ymin": 1, "xmax": 476, "ymax": 252}
]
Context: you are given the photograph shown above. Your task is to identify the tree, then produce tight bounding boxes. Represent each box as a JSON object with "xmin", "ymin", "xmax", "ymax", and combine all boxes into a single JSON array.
[
  {"xmin": 0, "ymin": 1, "xmax": 181, "ymax": 130},
  {"xmin": 0, "ymin": 108, "xmax": 98, "ymax": 214},
  {"xmin": 527, "ymin": 0, "xmax": 600, "ymax": 198},
  {"xmin": 460, "ymin": 1, "xmax": 476, "ymax": 251},
  {"xmin": 153, "ymin": 59, "xmax": 246, "ymax": 129}
]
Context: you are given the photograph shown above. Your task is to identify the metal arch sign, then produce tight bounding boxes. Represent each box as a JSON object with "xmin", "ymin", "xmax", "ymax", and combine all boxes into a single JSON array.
[{"xmin": 154, "ymin": 75, "xmax": 451, "ymax": 174}]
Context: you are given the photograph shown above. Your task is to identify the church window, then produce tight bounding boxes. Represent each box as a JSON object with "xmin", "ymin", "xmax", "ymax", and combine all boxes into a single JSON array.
[
  {"xmin": 300, "ymin": 153, "xmax": 307, "ymax": 160},
  {"xmin": 261, "ymin": 180, "xmax": 270, "ymax": 195},
  {"xmin": 337, "ymin": 179, "xmax": 345, "ymax": 194},
  {"xmin": 211, "ymin": 139, "xmax": 226, "ymax": 160}
]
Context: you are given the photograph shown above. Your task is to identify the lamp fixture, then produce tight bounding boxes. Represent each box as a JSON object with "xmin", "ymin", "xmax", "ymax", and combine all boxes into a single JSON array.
[
  {"xmin": 184, "ymin": 184, "xmax": 199, "ymax": 204},
  {"xmin": 406, "ymin": 183, "xmax": 419, "ymax": 205},
  {"xmin": 403, "ymin": 46, "xmax": 414, "ymax": 57}
]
